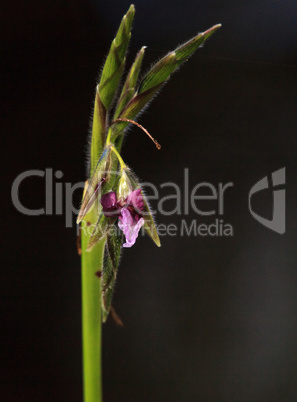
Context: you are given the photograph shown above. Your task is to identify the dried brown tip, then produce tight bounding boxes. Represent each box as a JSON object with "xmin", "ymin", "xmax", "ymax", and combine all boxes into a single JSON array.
[
  {"xmin": 110, "ymin": 306, "xmax": 124, "ymax": 327},
  {"xmin": 112, "ymin": 117, "xmax": 161, "ymax": 150}
]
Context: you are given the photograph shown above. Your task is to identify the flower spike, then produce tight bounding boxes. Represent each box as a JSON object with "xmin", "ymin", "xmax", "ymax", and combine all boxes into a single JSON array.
[{"xmin": 78, "ymin": 4, "xmax": 221, "ymax": 326}]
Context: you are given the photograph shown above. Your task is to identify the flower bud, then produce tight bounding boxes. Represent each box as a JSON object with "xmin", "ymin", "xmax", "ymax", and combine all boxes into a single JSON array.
[{"xmin": 117, "ymin": 168, "xmax": 135, "ymax": 200}]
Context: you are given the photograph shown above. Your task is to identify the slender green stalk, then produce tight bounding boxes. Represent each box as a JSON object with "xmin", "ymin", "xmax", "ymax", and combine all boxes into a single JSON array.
[
  {"xmin": 78, "ymin": 5, "xmax": 221, "ymax": 400},
  {"xmin": 80, "ymin": 7, "xmax": 135, "ymax": 401},
  {"xmin": 81, "ymin": 209, "xmax": 104, "ymax": 402}
]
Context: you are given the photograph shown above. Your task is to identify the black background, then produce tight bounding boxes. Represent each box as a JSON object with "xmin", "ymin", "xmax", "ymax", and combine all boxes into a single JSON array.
[{"xmin": 2, "ymin": 1, "xmax": 297, "ymax": 401}]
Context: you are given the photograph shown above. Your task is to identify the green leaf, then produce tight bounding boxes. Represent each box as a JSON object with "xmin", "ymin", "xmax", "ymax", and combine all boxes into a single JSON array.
[
  {"xmin": 141, "ymin": 196, "xmax": 161, "ymax": 247},
  {"xmin": 98, "ymin": 4, "xmax": 135, "ymax": 110},
  {"xmin": 114, "ymin": 46, "xmax": 146, "ymax": 119},
  {"xmin": 77, "ymin": 146, "xmax": 112, "ymax": 223},
  {"xmin": 101, "ymin": 230, "xmax": 123, "ymax": 322}
]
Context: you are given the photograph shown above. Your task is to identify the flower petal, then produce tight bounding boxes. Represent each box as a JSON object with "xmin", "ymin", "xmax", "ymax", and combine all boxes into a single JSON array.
[
  {"xmin": 127, "ymin": 188, "xmax": 144, "ymax": 212},
  {"xmin": 118, "ymin": 207, "xmax": 144, "ymax": 247},
  {"xmin": 100, "ymin": 191, "xmax": 122, "ymax": 217},
  {"xmin": 101, "ymin": 191, "xmax": 117, "ymax": 210}
]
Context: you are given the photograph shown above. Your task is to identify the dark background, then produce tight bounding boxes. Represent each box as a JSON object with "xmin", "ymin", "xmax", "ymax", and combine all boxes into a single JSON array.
[{"xmin": 2, "ymin": 0, "xmax": 297, "ymax": 401}]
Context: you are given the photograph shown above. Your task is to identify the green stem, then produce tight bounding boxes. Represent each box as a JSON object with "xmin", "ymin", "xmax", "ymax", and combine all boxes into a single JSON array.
[
  {"xmin": 110, "ymin": 146, "xmax": 126, "ymax": 170},
  {"xmin": 81, "ymin": 214, "xmax": 105, "ymax": 402}
]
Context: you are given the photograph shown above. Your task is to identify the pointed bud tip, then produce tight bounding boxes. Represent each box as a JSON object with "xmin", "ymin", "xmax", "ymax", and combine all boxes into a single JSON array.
[
  {"xmin": 212, "ymin": 23, "xmax": 222, "ymax": 31},
  {"xmin": 203, "ymin": 24, "xmax": 222, "ymax": 36},
  {"xmin": 150, "ymin": 231, "xmax": 161, "ymax": 247},
  {"xmin": 127, "ymin": 4, "xmax": 135, "ymax": 17}
]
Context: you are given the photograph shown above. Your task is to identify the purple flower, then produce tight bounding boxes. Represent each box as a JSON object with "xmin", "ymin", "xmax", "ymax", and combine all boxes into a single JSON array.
[
  {"xmin": 126, "ymin": 188, "xmax": 144, "ymax": 214},
  {"xmin": 100, "ymin": 191, "xmax": 121, "ymax": 216},
  {"xmin": 100, "ymin": 189, "xmax": 145, "ymax": 248},
  {"xmin": 118, "ymin": 208, "xmax": 144, "ymax": 248}
]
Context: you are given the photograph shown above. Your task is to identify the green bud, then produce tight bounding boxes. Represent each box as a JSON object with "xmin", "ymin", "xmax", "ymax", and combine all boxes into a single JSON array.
[
  {"xmin": 175, "ymin": 24, "xmax": 221, "ymax": 62},
  {"xmin": 89, "ymin": 86, "xmax": 107, "ymax": 176},
  {"xmin": 111, "ymin": 24, "xmax": 221, "ymax": 140},
  {"xmin": 114, "ymin": 46, "xmax": 146, "ymax": 119},
  {"xmin": 138, "ymin": 52, "xmax": 176, "ymax": 94},
  {"xmin": 117, "ymin": 168, "xmax": 134, "ymax": 200},
  {"xmin": 98, "ymin": 5, "xmax": 135, "ymax": 110},
  {"xmin": 138, "ymin": 24, "xmax": 221, "ymax": 94}
]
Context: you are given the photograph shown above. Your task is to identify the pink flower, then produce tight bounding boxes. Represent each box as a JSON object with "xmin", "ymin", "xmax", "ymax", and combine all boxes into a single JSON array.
[
  {"xmin": 100, "ymin": 189, "xmax": 144, "ymax": 247},
  {"xmin": 118, "ymin": 208, "xmax": 144, "ymax": 248},
  {"xmin": 100, "ymin": 191, "xmax": 121, "ymax": 216}
]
